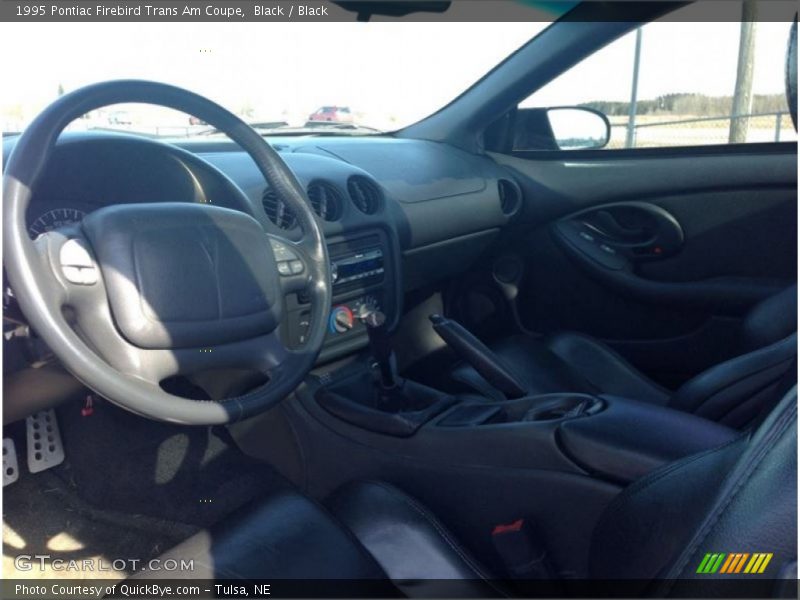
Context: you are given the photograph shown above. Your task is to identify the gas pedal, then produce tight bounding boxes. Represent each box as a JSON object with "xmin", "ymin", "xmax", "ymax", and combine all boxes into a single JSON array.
[
  {"xmin": 26, "ymin": 409, "xmax": 65, "ymax": 473},
  {"xmin": 3, "ymin": 438, "xmax": 20, "ymax": 486}
]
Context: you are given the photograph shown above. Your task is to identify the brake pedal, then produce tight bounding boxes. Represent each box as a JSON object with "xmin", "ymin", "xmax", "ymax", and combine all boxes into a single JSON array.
[
  {"xmin": 3, "ymin": 438, "xmax": 20, "ymax": 486},
  {"xmin": 26, "ymin": 409, "xmax": 65, "ymax": 473}
]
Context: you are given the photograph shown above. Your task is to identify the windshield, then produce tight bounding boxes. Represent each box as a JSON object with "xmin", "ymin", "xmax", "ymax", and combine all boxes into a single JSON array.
[{"xmin": 0, "ymin": 21, "xmax": 551, "ymax": 137}]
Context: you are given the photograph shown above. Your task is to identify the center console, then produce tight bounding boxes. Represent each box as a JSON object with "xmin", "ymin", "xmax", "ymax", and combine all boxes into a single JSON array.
[
  {"xmin": 281, "ymin": 227, "xmax": 402, "ymax": 363},
  {"xmin": 300, "ymin": 370, "xmax": 739, "ymax": 484},
  {"xmin": 289, "ymin": 300, "xmax": 739, "ymax": 485}
]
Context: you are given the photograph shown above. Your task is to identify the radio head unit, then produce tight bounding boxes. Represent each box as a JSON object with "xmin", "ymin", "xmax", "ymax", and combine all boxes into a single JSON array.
[
  {"xmin": 331, "ymin": 248, "xmax": 384, "ymax": 287},
  {"xmin": 328, "ymin": 234, "xmax": 386, "ymax": 290}
]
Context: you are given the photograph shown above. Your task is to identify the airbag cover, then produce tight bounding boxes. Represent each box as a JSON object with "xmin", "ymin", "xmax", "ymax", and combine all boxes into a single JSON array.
[{"xmin": 82, "ymin": 203, "xmax": 281, "ymax": 349}]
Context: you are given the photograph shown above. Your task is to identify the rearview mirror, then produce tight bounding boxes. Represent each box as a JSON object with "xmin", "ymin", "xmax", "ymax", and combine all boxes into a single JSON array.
[{"xmin": 513, "ymin": 107, "xmax": 611, "ymax": 151}]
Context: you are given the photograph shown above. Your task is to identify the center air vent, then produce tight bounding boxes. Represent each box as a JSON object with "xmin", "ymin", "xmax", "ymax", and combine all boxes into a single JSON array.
[
  {"xmin": 262, "ymin": 188, "xmax": 297, "ymax": 230},
  {"xmin": 307, "ymin": 181, "xmax": 344, "ymax": 221},
  {"xmin": 498, "ymin": 179, "xmax": 522, "ymax": 216},
  {"xmin": 347, "ymin": 176, "xmax": 383, "ymax": 215}
]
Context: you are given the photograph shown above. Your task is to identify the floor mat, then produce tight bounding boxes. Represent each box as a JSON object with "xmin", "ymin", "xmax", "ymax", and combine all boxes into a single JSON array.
[
  {"xmin": 3, "ymin": 468, "xmax": 196, "ymax": 579},
  {"xmin": 53, "ymin": 396, "xmax": 289, "ymax": 526},
  {"xmin": 3, "ymin": 396, "xmax": 289, "ymax": 578},
  {"xmin": 3, "ymin": 400, "xmax": 288, "ymax": 579}
]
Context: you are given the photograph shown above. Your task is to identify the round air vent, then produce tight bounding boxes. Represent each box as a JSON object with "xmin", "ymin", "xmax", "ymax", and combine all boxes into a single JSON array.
[
  {"xmin": 307, "ymin": 180, "xmax": 344, "ymax": 221},
  {"xmin": 262, "ymin": 188, "xmax": 297, "ymax": 230},
  {"xmin": 498, "ymin": 179, "xmax": 522, "ymax": 216},
  {"xmin": 347, "ymin": 176, "xmax": 383, "ymax": 215}
]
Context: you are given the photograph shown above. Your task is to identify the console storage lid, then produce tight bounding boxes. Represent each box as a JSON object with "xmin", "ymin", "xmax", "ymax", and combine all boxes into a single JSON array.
[{"xmin": 558, "ymin": 395, "xmax": 739, "ymax": 484}]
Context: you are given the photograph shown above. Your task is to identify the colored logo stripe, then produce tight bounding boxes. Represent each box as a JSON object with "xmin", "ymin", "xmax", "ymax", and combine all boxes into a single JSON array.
[
  {"xmin": 720, "ymin": 553, "xmax": 749, "ymax": 573},
  {"xmin": 697, "ymin": 553, "xmax": 725, "ymax": 573},
  {"xmin": 697, "ymin": 553, "xmax": 774, "ymax": 575},
  {"xmin": 719, "ymin": 554, "xmax": 735, "ymax": 573},
  {"xmin": 744, "ymin": 553, "xmax": 773, "ymax": 574}
]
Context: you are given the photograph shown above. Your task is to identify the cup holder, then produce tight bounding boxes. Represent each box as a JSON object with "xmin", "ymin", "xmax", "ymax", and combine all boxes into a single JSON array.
[{"xmin": 519, "ymin": 395, "xmax": 603, "ymax": 422}]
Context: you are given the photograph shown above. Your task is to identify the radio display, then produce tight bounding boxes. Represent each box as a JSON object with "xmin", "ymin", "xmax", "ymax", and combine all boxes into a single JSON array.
[
  {"xmin": 339, "ymin": 256, "xmax": 381, "ymax": 278},
  {"xmin": 333, "ymin": 249, "xmax": 384, "ymax": 284}
]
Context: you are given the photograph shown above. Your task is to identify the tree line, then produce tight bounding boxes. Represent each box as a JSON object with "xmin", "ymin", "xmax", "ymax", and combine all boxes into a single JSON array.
[{"xmin": 580, "ymin": 93, "xmax": 786, "ymax": 117}]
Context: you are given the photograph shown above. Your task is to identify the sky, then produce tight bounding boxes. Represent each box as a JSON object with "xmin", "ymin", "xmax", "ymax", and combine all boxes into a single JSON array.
[
  {"xmin": 529, "ymin": 20, "xmax": 793, "ymax": 108},
  {"xmin": 0, "ymin": 14, "xmax": 794, "ymax": 133},
  {"xmin": 0, "ymin": 22, "xmax": 542, "ymax": 131}
]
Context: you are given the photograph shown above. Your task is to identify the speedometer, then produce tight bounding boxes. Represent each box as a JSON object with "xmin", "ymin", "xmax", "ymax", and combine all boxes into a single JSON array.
[{"xmin": 28, "ymin": 208, "xmax": 87, "ymax": 238}]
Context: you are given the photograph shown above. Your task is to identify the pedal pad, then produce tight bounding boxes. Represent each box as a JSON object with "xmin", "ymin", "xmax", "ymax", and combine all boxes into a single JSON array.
[
  {"xmin": 26, "ymin": 409, "xmax": 65, "ymax": 473},
  {"xmin": 3, "ymin": 438, "xmax": 20, "ymax": 486}
]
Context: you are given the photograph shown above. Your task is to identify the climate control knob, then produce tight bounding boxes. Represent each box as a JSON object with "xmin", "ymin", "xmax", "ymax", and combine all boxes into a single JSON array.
[{"xmin": 329, "ymin": 306, "xmax": 354, "ymax": 334}]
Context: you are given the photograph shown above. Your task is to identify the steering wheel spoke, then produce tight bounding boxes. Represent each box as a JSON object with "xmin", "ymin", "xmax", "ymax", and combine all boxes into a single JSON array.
[
  {"xmin": 26, "ymin": 235, "xmax": 65, "ymax": 300},
  {"xmin": 27, "ymin": 228, "xmax": 86, "ymax": 306}
]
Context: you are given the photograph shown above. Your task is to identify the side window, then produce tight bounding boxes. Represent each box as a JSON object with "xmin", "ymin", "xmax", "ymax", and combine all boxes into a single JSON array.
[{"xmin": 516, "ymin": 8, "xmax": 796, "ymax": 151}]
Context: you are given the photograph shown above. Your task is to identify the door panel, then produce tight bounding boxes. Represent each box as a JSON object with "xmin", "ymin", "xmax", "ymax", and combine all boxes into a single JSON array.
[
  {"xmin": 641, "ymin": 189, "xmax": 796, "ymax": 282},
  {"xmin": 552, "ymin": 199, "xmax": 788, "ymax": 313},
  {"xmin": 487, "ymin": 148, "xmax": 797, "ymax": 387}
]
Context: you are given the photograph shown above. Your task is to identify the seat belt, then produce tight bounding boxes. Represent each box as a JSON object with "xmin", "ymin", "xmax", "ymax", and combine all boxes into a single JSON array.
[{"xmin": 491, "ymin": 518, "xmax": 554, "ymax": 579}]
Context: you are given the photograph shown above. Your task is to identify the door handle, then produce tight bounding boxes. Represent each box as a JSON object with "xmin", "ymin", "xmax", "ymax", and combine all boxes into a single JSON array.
[
  {"xmin": 584, "ymin": 210, "xmax": 649, "ymax": 243},
  {"xmin": 568, "ymin": 202, "xmax": 684, "ymax": 261}
]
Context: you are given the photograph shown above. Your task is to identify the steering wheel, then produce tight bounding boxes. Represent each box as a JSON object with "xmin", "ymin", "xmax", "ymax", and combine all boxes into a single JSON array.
[{"xmin": 2, "ymin": 80, "xmax": 331, "ymax": 425}]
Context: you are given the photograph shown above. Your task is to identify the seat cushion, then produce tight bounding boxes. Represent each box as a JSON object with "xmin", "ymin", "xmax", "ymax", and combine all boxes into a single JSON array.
[
  {"xmin": 670, "ymin": 333, "xmax": 797, "ymax": 428},
  {"xmin": 327, "ymin": 481, "xmax": 504, "ymax": 598},
  {"xmin": 135, "ymin": 482, "xmax": 502, "ymax": 597},
  {"xmin": 546, "ymin": 333, "xmax": 671, "ymax": 404},
  {"xmin": 450, "ymin": 332, "xmax": 670, "ymax": 405},
  {"xmin": 740, "ymin": 284, "xmax": 797, "ymax": 352},
  {"xmin": 133, "ymin": 489, "xmax": 390, "ymax": 583}
]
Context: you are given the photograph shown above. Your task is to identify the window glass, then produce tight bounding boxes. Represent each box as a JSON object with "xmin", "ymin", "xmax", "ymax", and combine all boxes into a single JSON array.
[
  {"xmin": 0, "ymin": 22, "xmax": 546, "ymax": 136},
  {"xmin": 520, "ymin": 5, "xmax": 796, "ymax": 150}
]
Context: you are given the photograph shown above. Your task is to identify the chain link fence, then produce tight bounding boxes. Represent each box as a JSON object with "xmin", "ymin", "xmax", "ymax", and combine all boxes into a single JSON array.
[{"xmin": 607, "ymin": 111, "xmax": 795, "ymax": 149}]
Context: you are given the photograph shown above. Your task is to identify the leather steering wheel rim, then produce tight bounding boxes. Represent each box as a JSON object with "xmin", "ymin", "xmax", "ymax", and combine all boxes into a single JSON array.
[{"xmin": 2, "ymin": 80, "xmax": 331, "ymax": 425}]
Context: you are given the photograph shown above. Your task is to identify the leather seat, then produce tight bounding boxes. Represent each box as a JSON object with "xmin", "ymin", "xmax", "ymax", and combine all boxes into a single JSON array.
[
  {"xmin": 451, "ymin": 284, "xmax": 796, "ymax": 429},
  {"xmin": 133, "ymin": 386, "xmax": 797, "ymax": 597}
]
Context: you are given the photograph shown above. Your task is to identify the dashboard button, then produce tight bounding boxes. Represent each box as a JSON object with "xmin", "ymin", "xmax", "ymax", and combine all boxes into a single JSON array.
[
  {"xmin": 289, "ymin": 260, "xmax": 304, "ymax": 275},
  {"xmin": 270, "ymin": 239, "xmax": 299, "ymax": 262},
  {"xmin": 277, "ymin": 261, "xmax": 292, "ymax": 276}
]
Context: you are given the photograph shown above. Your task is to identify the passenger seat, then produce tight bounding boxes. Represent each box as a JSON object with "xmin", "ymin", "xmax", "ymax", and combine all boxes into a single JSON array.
[{"xmin": 450, "ymin": 284, "xmax": 796, "ymax": 429}]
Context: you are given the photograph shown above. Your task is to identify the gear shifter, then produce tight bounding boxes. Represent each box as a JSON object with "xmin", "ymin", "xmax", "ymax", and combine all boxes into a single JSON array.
[
  {"xmin": 315, "ymin": 306, "xmax": 459, "ymax": 434},
  {"xmin": 356, "ymin": 306, "xmax": 397, "ymax": 389}
]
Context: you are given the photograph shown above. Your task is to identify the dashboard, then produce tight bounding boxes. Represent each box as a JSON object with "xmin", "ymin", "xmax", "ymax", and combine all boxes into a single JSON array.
[{"xmin": 3, "ymin": 131, "xmax": 524, "ymax": 362}]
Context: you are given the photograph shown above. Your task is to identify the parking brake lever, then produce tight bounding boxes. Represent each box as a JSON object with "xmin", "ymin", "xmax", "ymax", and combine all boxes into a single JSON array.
[{"xmin": 429, "ymin": 314, "xmax": 526, "ymax": 399}]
